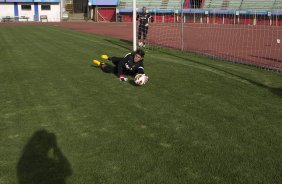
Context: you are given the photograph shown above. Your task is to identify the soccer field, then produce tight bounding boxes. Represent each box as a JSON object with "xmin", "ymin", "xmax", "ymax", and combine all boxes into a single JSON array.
[{"xmin": 0, "ymin": 25, "xmax": 282, "ymax": 184}]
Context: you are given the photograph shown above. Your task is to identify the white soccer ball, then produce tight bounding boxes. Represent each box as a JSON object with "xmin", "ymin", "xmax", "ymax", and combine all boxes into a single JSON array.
[
  {"xmin": 134, "ymin": 74, "xmax": 149, "ymax": 86},
  {"xmin": 138, "ymin": 42, "xmax": 144, "ymax": 47}
]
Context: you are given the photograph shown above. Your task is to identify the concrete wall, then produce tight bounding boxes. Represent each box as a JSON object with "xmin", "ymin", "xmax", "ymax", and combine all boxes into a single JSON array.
[
  {"xmin": 0, "ymin": 4, "xmax": 15, "ymax": 17},
  {"xmin": 38, "ymin": 3, "xmax": 61, "ymax": 21},
  {"xmin": 0, "ymin": 2, "xmax": 61, "ymax": 22},
  {"xmin": 18, "ymin": 3, "xmax": 36, "ymax": 20}
]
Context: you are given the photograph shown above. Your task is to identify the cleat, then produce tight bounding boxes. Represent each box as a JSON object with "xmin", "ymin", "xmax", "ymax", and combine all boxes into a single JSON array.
[
  {"xmin": 92, "ymin": 60, "xmax": 104, "ymax": 66},
  {"xmin": 101, "ymin": 54, "xmax": 109, "ymax": 60}
]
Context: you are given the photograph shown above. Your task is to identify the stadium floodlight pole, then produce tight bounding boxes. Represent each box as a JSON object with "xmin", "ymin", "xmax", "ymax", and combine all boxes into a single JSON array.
[{"xmin": 133, "ymin": 0, "xmax": 137, "ymax": 51}]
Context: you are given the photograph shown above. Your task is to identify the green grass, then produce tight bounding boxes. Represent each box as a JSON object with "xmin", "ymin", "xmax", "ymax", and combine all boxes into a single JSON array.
[{"xmin": 0, "ymin": 25, "xmax": 282, "ymax": 184}]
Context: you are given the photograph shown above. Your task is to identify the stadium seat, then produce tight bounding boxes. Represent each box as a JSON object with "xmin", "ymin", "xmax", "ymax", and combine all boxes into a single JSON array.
[
  {"xmin": 118, "ymin": 0, "xmax": 282, "ymax": 11},
  {"xmin": 203, "ymin": 0, "xmax": 239, "ymax": 10},
  {"xmin": 240, "ymin": 0, "xmax": 275, "ymax": 10},
  {"xmin": 118, "ymin": 0, "xmax": 132, "ymax": 8},
  {"xmin": 148, "ymin": 0, "xmax": 163, "ymax": 9},
  {"xmin": 227, "ymin": 0, "xmax": 242, "ymax": 10},
  {"xmin": 118, "ymin": 0, "xmax": 183, "ymax": 9},
  {"xmin": 136, "ymin": 0, "xmax": 162, "ymax": 9},
  {"xmin": 203, "ymin": 0, "xmax": 221, "ymax": 9},
  {"xmin": 272, "ymin": 0, "xmax": 282, "ymax": 10},
  {"xmin": 167, "ymin": 0, "xmax": 182, "ymax": 9},
  {"xmin": 202, "ymin": 0, "xmax": 280, "ymax": 11}
]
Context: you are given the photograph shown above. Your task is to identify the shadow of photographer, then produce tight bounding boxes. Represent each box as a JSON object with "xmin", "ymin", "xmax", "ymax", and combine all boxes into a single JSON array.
[{"xmin": 17, "ymin": 129, "xmax": 72, "ymax": 184}]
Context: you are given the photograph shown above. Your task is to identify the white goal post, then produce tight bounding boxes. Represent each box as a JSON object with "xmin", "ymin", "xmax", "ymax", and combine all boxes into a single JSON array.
[{"xmin": 133, "ymin": 0, "xmax": 137, "ymax": 51}]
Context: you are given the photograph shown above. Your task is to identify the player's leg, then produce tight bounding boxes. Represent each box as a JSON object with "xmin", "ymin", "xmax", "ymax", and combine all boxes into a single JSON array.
[
  {"xmin": 143, "ymin": 27, "xmax": 149, "ymax": 46},
  {"xmin": 138, "ymin": 25, "xmax": 142, "ymax": 45},
  {"xmin": 93, "ymin": 55, "xmax": 121, "ymax": 66},
  {"xmin": 109, "ymin": 57, "xmax": 123, "ymax": 65},
  {"xmin": 100, "ymin": 63, "xmax": 114, "ymax": 73},
  {"xmin": 92, "ymin": 59, "xmax": 113, "ymax": 73}
]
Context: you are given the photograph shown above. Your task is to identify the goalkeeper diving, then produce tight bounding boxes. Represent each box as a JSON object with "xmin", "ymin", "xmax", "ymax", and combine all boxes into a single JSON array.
[{"xmin": 93, "ymin": 49, "xmax": 149, "ymax": 83}]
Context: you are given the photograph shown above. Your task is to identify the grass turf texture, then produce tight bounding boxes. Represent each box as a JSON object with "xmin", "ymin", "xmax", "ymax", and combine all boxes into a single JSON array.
[{"xmin": 0, "ymin": 25, "xmax": 282, "ymax": 184}]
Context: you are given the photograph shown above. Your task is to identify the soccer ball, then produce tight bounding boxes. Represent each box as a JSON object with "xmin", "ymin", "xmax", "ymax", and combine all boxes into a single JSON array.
[
  {"xmin": 138, "ymin": 42, "xmax": 144, "ymax": 47},
  {"xmin": 134, "ymin": 74, "xmax": 149, "ymax": 86}
]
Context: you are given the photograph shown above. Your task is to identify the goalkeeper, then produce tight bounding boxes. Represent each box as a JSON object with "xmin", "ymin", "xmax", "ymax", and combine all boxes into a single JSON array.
[{"xmin": 93, "ymin": 49, "xmax": 146, "ymax": 81}]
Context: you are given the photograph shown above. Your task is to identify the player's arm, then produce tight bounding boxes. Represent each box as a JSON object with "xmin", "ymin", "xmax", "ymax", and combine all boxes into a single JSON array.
[
  {"xmin": 136, "ymin": 14, "xmax": 140, "ymax": 21},
  {"xmin": 117, "ymin": 58, "xmax": 126, "ymax": 76},
  {"xmin": 117, "ymin": 55, "xmax": 131, "ymax": 80},
  {"xmin": 135, "ymin": 63, "xmax": 148, "ymax": 85},
  {"xmin": 149, "ymin": 14, "xmax": 154, "ymax": 23},
  {"xmin": 137, "ymin": 63, "xmax": 145, "ymax": 74},
  {"xmin": 137, "ymin": 67, "xmax": 145, "ymax": 74},
  {"xmin": 145, "ymin": 14, "xmax": 153, "ymax": 27}
]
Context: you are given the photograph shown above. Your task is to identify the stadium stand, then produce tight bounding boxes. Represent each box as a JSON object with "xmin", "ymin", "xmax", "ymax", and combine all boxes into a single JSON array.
[
  {"xmin": 118, "ymin": 0, "xmax": 132, "ymax": 8},
  {"xmin": 225, "ymin": 0, "xmax": 242, "ymax": 10},
  {"xmin": 203, "ymin": 0, "xmax": 222, "ymax": 9},
  {"xmin": 137, "ymin": 0, "xmax": 162, "ymax": 9},
  {"xmin": 167, "ymin": 0, "xmax": 183, "ymax": 9},
  {"xmin": 240, "ymin": 0, "xmax": 275, "ymax": 10},
  {"xmin": 116, "ymin": 0, "xmax": 282, "ymax": 11},
  {"xmin": 152, "ymin": 0, "xmax": 165, "ymax": 8},
  {"xmin": 203, "ymin": 0, "xmax": 281, "ymax": 10},
  {"xmin": 118, "ymin": 0, "xmax": 183, "ymax": 9},
  {"xmin": 273, "ymin": 0, "xmax": 282, "ymax": 10}
]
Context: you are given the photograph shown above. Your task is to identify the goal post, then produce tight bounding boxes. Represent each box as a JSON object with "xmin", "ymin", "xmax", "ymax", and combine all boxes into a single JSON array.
[{"xmin": 133, "ymin": 0, "xmax": 137, "ymax": 51}]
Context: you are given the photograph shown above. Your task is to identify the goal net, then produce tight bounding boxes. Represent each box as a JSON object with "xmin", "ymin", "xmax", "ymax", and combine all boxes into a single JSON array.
[
  {"xmin": 132, "ymin": 0, "xmax": 282, "ymax": 71},
  {"xmin": 135, "ymin": 0, "xmax": 184, "ymax": 50}
]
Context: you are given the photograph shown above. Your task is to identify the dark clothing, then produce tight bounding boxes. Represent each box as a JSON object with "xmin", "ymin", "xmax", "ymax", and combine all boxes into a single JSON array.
[
  {"xmin": 111, "ymin": 53, "xmax": 145, "ymax": 76},
  {"xmin": 137, "ymin": 12, "xmax": 152, "ymax": 26},
  {"xmin": 138, "ymin": 26, "xmax": 148, "ymax": 40},
  {"xmin": 137, "ymin": 12, "xmax": 153, "ymax": 40}
]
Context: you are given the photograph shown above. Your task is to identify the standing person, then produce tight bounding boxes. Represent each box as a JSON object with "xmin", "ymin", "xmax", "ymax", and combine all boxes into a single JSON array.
[
  {"xmin": 136, "ymin": 6, "xmax": 154, "ymax": 47},
  {"xmin": 93, "ymin": 49, "xmax": 148, "ymax": 82}
]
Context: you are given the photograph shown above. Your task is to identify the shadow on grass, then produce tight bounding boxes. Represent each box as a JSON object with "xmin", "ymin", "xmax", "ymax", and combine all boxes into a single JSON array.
[
  {"xmin": 91, "ymin": 63, "xmax": 114, "ymax": 74},
  {"xmin": 91, "ymin": 65, "xmax": 139, "ymax": 86},
  {"xmin": 17, "ymin": 129, "xmax": 72, "ymax": 184},
  {"xmin": 128, "ymin": 79, "xmax": 140, "ymax": 86},
  {"xmin": 158, "ymin": 50, "xmax": 282, "ymax": 98},
  {"xmin": 105, "ymin": 39, "xmax": 132, "ymax": 51},
  {"xmin": 119, "ymin": 39, "xmax": 132, "ymax": 45}
]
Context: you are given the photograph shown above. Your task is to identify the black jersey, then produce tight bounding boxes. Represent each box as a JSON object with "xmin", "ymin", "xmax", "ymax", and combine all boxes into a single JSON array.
[
  {"xmin": 117, "ymin": 53, "xmax": 144, "ymax": 76},
  {"xmin": 137, "ymin": 13, "xmax": 153, "ymax": 26}
]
